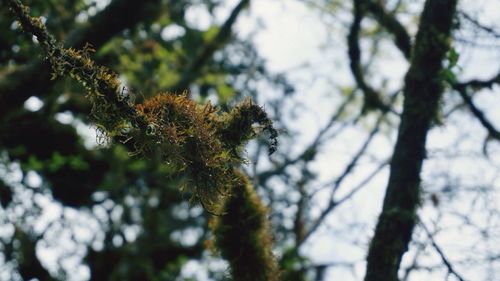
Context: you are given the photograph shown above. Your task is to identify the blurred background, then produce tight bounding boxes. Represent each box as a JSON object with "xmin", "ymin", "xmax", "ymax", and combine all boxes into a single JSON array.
[{"xmin": 0, "ymin": 0, "xmax": 499, "ymax": 280}]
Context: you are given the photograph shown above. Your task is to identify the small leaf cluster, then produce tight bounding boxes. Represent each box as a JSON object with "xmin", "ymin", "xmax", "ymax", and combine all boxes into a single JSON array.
[{"xmin": 439, "ymin": 47, "xmax": 461, "ymax": 84}]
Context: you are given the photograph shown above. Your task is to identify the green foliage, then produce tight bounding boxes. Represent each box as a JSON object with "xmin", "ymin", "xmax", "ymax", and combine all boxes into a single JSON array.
[
  {"xmin": 114, "ymin": 39, "xmax": 183, "ymax": 93},
  {"xmin": 439, "ymin": 47, "xmax": 461, "ymax": 85}
]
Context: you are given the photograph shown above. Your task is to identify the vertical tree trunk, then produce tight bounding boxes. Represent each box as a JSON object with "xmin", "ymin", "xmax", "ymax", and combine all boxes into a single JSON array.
[
  {"xmin": 364, "ymin": 0, "xmax": 458, "ymax": 280},
  {"xmin": 211, "ymin": 170, "xmax": 280, "ymax": 281}
]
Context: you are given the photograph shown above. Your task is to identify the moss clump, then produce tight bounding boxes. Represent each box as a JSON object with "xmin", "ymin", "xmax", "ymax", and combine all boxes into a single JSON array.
[
  {"xmin": 210, "ymin": 170, "xmax": 281, "ymax": 281},
  {"xmin": 134, "ymin": 94, "xmax": 277, "ymax": 211},
  {"xmin": 218, "ymin": 98, "xmax": 278, "ymax": 157},
  {"xmin": 135, "ymin": 93, "xmax": 231, "ymax": 210}
]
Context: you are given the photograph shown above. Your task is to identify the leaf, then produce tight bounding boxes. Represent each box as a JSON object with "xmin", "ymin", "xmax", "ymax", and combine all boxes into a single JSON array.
[{"xmin": 448, "ymin": 47, "xmax": 459, "ymax": 68}]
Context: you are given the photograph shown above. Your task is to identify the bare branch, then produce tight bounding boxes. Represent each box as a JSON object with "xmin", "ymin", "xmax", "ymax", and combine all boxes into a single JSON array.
[
  {"xmin": 419, "ymin": 221, "xmax": 468, "ymax": 281},
  {"xmin": 348, "ymin": 0, "xmax": 394, "ymax": 113},
  {"xmin": 458, "ymin": 11, "xmax": 500, "ymax": 39},
  {"xmin": 455, "ymin": 85, "xmax": 500, "ymax": 141},
  {"xmin": 300, "ymin": 113, "xmax": 388, "ymax": 245},
  {"xmin": 256, "ymin": 90, "xmax": 358, "ymax": 185},
  {"xmin": 456, "ymin": 71, "xmax": 500, "ymax": 90},
  {"xmin": 364, "ymin": 0, "xmax": 411, "ymax": 59},
  {"xmin": 168, "ymin": 0, "xmax": 250, "ymax": 93}
]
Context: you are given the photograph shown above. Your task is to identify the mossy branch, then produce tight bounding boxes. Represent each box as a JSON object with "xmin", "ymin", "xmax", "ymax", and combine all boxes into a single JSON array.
[
  {"xmin": 7, "ymin": 0, "xmax": 278, "ymax": 211},
  {"xmin": 210, "ymin": 170, "xmax": 281, "ymax": 281},
  {"xmin": 8, "ymin": 0, "xmax": 145, "ymax": 135},
  {"xmin": 9, "ymin": 1, "xmax": 281, "ymax": 278}
]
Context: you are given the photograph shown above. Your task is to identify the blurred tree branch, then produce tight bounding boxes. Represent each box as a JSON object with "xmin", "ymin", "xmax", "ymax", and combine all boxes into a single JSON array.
[
  {"xmin": 458, "ymin": 10, "xmax": 500, "ymax": 39},
  {"xmin": 168, "ymin": 0, "xmax": 250, "ymax": 93},
  {"xmin": 348, "ymin": 0, "xmax": 394, "ymax": 113},
  {"xmin": 0, "ymin": 0, "xmax": 164, "ymax": 120},
  {"xmin": 419, "ymin": 220, "xmax": 467, "ymax": 281},
  {"xmin": 454, "ymin": 76, "xmax": 500, "ymax": 142},
  {"xmin": 363, "ymin": 0, "xmax": 411, "ymax": 59},
  {"xmin": 299, "ymin": 109, "xmax": 391, "ymax": 246},
  {"xmin": 364, "ymin": 0, "xmax": 458, "ymax": 279}
]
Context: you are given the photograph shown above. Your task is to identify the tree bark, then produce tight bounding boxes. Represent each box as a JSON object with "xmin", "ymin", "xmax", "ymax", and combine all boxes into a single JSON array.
[
  {"xmin": 364, "ymin": 0, "xmax": 458, "ymax": 280},
  {"xmin": 211, "ymin": 170, "xmax": 280, "ymax": 281}
]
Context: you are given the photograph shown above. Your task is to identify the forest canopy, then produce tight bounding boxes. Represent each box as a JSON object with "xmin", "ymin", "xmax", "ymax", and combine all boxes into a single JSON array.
[{"xmin": 0, "ymin": 0, "xmax": 499, "ymax": 280}]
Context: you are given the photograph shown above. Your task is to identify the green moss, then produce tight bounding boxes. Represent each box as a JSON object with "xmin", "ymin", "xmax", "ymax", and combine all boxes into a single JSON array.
[
  {"xmin": 210, "ymin": 171, "xmax": 281, "ymax": 281},
  {"xmin": 135, "ymin": 93, "xmax": 231, "ymax": 210},
  {"xmin": 218, "ymin": 98, "xmax": 278, "ymax": 156},
  {"xmin": 133, "ymin": 94, "xmax": 277, "ymax": 211}
]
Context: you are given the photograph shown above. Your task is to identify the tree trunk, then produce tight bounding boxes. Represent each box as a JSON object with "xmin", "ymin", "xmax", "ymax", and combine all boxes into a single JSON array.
[{"xmin": 364, "ymin": 0, "xmax": 458, "ymax": 280}]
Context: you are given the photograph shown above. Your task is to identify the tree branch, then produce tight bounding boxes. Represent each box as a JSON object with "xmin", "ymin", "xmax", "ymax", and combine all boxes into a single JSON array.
[
  {"xmin": 0, "ymin": 0, "xmax": 164, "ymax": 120},
  {"xmin": 364, "ymin": 0, "xmax": 458, "ymax": 279},
  {"xmin": 419, "ymin": 221, "xmax": 467, "ymax": 281},
  {"xmin": 300, "ymin": 112, "xmax": 387, "ymax": 246},
  {"xmin": 256, "ymin": 90, "xmax": 357, "ymax": 185},
  {"xmin": 458, "ymin": 10, "xmax": 500, "ymax": 39},
  {"xmin": 348, "ymin": 0, "xmax": 391, "ymax": 113},
  {"xmin": 348, "ymin": 0, "xmax": 400, "ymax": 114},
  {"xmin": 168, "ymin": 0, "xmax": 249, "ymax": 93},
  {"xmin": 454, "ymin": 83, "xmax": 500, "ymax": 141},
  {"xmin": 364, "ymin": 0, "xmax": 411, "ymax": 59},
  {"xmin": 456, "ymin": 71, "xmax": 500, "ymax": 90}
]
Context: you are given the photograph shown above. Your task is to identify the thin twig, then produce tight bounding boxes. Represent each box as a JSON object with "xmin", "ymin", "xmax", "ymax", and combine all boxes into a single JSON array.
[
  {"xmin": 168, "ymin": 0, "xmax": 250, "ymax": 92},
  {"xmin": 454, "ymin": 73, "xmax": 500, "ymax": 142},
  {"xmin": 419, "ymin": 220, "xmax": 467, "ymax": 281}
]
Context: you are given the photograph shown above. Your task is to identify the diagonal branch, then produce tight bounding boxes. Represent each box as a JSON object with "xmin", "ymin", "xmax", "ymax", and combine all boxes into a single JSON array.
[
  {"xmin": 0, "ymin": 0, "xmax": 164, "ymax": 119},
  {"xmin": 7, "ymin": 0, "xmax": 147, "ymax": 132},
  {"xmin": 364, "ymin": 0, "xmax": 411, "ymax": 59},
  {"xmin": 168, "ymin": 0, "xmax": 250, "ymax": 93},
  {"xmin": 458, "ymin": 11, "xmax": 500, "ymax": 39},
  {"xmin": 299, "ymin": 110, "xmax": 389, "ymax": 246},
  {"xmin": 294, "ymin": 90, "xmax": 397, "ymax": 246},
  {"xmin": 454, "ymin": 83, "xmax": 500, "ymax": 141},
  {"xmin": 256, "ymin": 90, "xmax": 358, "ymax": 185},
  {"xmin": 419, "ymin": 221, "xmax": 467, "ymax": 281},
  {"xmin": 300, "ymin": 160, "xmax": 388, "ymax": 246}
]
